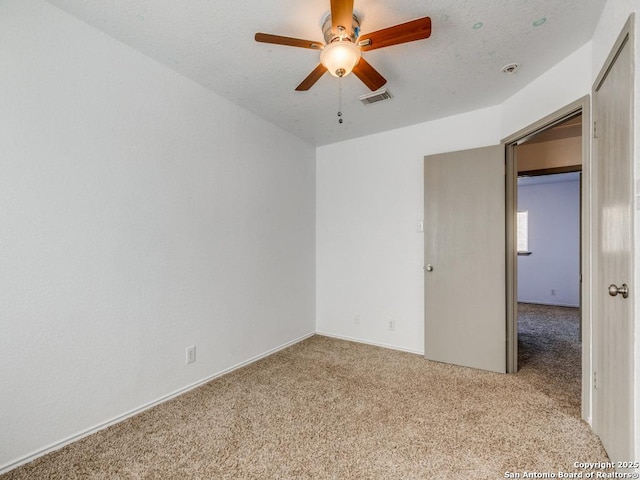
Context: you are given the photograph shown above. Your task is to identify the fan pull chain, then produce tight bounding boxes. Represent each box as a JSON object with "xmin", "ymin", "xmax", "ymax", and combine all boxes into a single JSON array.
[{"xmin": 337, "ymin": 77, "xmax": 343, "ymax": 124}]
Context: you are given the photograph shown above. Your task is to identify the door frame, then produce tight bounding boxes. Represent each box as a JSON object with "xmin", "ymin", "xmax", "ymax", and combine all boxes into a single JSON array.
[{"xmin": 502, "ymin": 96, "xmax": 592, "ymax": 422}]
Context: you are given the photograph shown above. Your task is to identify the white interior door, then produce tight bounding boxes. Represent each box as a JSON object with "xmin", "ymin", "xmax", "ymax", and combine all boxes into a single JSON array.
[
  {"xmin": 592, "ymin": 20, "xmax": 634, "ymax": 464},
  {"xmin": 424, "ymin": 145, "xmax": 506, "ymax": 373}
]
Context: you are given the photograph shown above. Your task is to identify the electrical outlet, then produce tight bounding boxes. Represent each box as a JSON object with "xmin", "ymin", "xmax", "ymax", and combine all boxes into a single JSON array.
[
  {"xmin": 388, "ymin": 319, "xmax": 395, "ymax": 331},
  {"xmin": 354, "ymin": 314, "xmax": 360, "ymax": 325},
  {"xmin": 186, "ymin": 345, "xmax": 196, "ymax": 364}
]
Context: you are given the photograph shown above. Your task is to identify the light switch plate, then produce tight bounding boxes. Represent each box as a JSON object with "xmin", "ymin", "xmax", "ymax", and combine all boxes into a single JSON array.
[{"xmin": 186, "ymin": 345, "xmax": 196, "ymax": 364}]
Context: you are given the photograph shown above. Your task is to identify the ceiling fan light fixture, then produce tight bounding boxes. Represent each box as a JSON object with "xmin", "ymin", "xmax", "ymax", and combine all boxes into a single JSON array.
[{"xmin": 320, "ymin": 40, "xmax": 361, "ymax": 78}]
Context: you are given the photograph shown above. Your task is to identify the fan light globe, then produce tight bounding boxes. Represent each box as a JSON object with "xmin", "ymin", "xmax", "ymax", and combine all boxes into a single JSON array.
[{"xmin": 320, "ymin": 40, "xmax": 361, "ymax": 78}]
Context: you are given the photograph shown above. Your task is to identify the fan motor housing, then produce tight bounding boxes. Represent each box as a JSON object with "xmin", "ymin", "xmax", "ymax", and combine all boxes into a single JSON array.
[{"xmin": 322, "ymin": 13, "xmax": 361, "ymax": 44}]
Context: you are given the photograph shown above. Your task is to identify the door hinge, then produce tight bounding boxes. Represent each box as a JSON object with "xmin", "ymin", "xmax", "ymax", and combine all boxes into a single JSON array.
[
  {"xmin": 593, "ymin": 121, "xmax": 598, "ymax": 138},
  {"xmin": 593, "ymin": 370, "xmax": 597, "ymax": 389}
]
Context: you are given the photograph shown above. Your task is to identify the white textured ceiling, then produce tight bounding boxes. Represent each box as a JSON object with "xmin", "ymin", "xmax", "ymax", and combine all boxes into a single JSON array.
[{"xmin": 44, "ymin": 0, "xmax": 606, "ymax": 146}]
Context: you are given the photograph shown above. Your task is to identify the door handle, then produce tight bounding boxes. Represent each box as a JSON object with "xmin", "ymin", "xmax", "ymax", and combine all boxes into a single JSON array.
[
  {"xmin": 424, "ymin": 264, "xmax": 434, "ymax": 272},
  {"xmin": 608, "ymin": 283, "xmax": 629, "ymax": 298}
]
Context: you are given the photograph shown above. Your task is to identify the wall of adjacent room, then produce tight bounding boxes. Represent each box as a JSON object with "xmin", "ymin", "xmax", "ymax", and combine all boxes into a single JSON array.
[
  {"xmin": 0, "ymin": 0, "xmax": 316, "ymax": 471},
  {"xmin": 517, "ymin": 174, "xmax": 581, "ymax": 307}
]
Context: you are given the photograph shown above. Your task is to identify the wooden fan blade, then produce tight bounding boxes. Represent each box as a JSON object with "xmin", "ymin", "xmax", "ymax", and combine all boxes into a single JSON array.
[
  {"xmin": 255, "ymin": 33, "xmax": 323, "ymax": 50},
  {"xmin": 359, "ymin": 17, "xmax": 431, "ymax": 51},
  {"xmin": 352, "ymin": 58, "xmax": 387, "ymax": 91},
  {"xmin": 296, "ymin": 64, "xmax": 328, "ymax": 91},
  {"xmin": 331, "ymin": 0, "xmax": 354, "ymax": 35}
]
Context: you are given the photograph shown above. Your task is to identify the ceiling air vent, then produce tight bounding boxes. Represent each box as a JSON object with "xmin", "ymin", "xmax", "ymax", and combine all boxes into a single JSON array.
[{"xmin": 359, "ymin": 88, "xmax": 393, "ymax": 105}]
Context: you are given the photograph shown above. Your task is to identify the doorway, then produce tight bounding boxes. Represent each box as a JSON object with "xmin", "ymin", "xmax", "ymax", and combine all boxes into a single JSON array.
[
  {"xmin": 515, "ymin": 130, "xmax": 583, "ymax": 413},
  {"xmin": 503, "ymin": 97, "xmax": 591, "ymax": 421}
]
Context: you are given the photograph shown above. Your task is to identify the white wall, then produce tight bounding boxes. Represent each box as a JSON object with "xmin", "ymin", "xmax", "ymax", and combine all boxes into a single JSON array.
[
  {"xmin": 590, "ymin": 0, "xmax": 640, "ymax": 462},
  {"xmin": 517, "ymin": 175, "xmax": 581, "ymax": 307},
  {"xmin": 316, "ymin": 106, "xmax": 502, "ymax": 354},
  {"xmin": 0, "ymin": 0, "xmax": 315, "ymax": 471}
]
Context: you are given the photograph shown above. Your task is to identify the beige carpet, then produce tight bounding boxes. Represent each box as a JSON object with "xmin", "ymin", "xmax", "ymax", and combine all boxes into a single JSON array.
[
  {"xmin": 4, "ymin": 306, "xmax": 609, "ymax": 479},
  {"xmin": 517, "ymin": 302, "xmax": 583, "ymax": 416}
]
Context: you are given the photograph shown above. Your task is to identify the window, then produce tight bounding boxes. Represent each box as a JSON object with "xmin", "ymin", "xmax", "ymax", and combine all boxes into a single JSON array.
[{"xmin": 517, "ymin": 211, "xmax": 531, "ymax": 254}]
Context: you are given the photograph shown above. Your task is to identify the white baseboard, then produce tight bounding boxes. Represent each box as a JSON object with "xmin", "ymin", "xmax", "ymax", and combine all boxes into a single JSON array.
[
  {"xmin": 316, "ymin": 331, "xmax": 424, "ymax": 356},
  {"xmin": 0, "ymin": 332, "xmax": 315, "ymax": 475},
  {"xmin": 518, "ymin": 300, "xmax": 580, "ymax": 308}
]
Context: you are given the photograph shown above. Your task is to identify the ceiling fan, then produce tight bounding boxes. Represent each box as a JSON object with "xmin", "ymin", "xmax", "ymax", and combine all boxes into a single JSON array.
[{"xmin": 255, "ymin": 0, "xmax": 432, "ymax": 92}]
